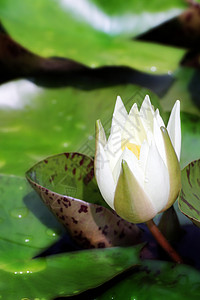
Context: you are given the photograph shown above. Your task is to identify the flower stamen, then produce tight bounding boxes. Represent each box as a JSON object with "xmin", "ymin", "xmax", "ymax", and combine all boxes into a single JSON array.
[{"xmin": 122, "ymin": 142, "xmax": 141, "ymax": 160}]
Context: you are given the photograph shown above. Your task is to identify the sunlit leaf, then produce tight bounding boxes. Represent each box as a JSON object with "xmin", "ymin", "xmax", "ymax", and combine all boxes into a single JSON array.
[
  {"xmin": 0, "ymin": 0, "xmax": 185, "ymax": 73},
  {"xmin": 0, "ymin": 0, "xmax": 188, "ymax": 38},
  {"xmin": 0, "ymin": 81, "xmax": 163, "ymax": 176},
  {"xmin": 0, "ymin": 30, "xmax": 87, "ymax": 84},
  {"xmin": 0, "ymin": 29, "xmax": 175, "ymax": 89}
]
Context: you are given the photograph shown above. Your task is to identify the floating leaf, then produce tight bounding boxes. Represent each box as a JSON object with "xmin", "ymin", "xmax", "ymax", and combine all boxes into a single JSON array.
[
  {"xmin": 94, "ymin": 260, "xmax": 200, "ymax": 299},
  {"xmin": 0, "ymin": 243, "xmax": 142, "ymax": 299},
  {"xmin": 0, "ymin": 78, "xmax": 198, "ymax": 175},
  {"xmin": 26, "ymin": 152, "xmax": 141, "ymax": 248},
  {"xmin": 0, "ymin": 81, "xmax": 165, "ymax": 176},
  {"xmin": 180, "ymin": 112, "xmax": 200, "ymax": 168},
  {"xmin": 160, "ymin": 67, "xmax": 200, "ymax": 116},
  {"xmin": 0, "ymin": 0, "xmax": 185, "ymax": 74},
  {"xmin": 0, "ymin": 0, "xmax": 187, "ymax": 39},
  {"xmin": 0, "ymin": 174, "xmax": 64, "ymax": 250},
  {"xmin": 178, "ymin": 159, "xmax": 200, "ymax": 226},
  {"xmin": 0, "ymin": 28, "xmax": 174, "ymax": 94},
  {"xmin": 0, "ymin": 173, "xmax": 143, "ymax": 299},
  {"xmin": 0, "ymin": 29, "xmax": 88, "ymax": 85}
]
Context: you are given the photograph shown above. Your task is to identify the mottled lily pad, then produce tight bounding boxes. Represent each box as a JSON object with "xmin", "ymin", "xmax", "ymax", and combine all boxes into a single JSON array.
[
  {"xmin": 178, "ymin": 159, "xmax": 200, "ymax": 226},
  {"xmin": 26, "ymin": 152, "xmax": 141, "ymax": 249}
]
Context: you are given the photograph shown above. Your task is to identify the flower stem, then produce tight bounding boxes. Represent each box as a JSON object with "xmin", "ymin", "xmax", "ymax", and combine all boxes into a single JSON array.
[{"xmin": 146, "ymin": 219, "xmax": 183, "ymax": 264}]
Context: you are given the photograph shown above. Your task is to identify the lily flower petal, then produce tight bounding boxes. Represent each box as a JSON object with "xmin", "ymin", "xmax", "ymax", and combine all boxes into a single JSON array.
[
  {"xmin": 110, "ymin": 95, "xmax": 128, "ymax": 135},
  {"xmin": 144, "ymin": 140, "xmax": 170, "ymax": 213},
  {"xmin": 122, "ymin": 103, "xmax": 146, "ymax": 147},
  {"xmin": 112, "ymin": 147, "xmax": 143, "ymax": 185},
  {"xmin": 114, "ymin": 160, "xmax": 156, "ymax": 223},
  {"xmin": 105, "ymin": 129, "xmax": 123, "ymax": 174},
  {"xmin": 167, "ymin": 100, "xmax": 181, "ymax": 160},
  {"xmin": 153, "ymin": 116, "xmax": 167, "ymax": 166},
  {"xmin": 160, "ymin": 126, "xmax": 181, "ymax": 211},
  {"xmin": 140, "ymin": 95, "xmax": 155, "ymax": 133},
  {"xmin": 122, "ymin": 147, "xmax": 144, "ymax": 187},
  {"xmin": 155, "ymin": 108, "xmax": 165, "ymax": 128},
  {"xmin": 94, "ymin": 142, "xmax": 115, "ymax": 209},
  {"xmin": 95, "ymin": 95, "xmax": 181, "ymax": 224},
  {"xmin": 139, "ymin": 140, "xmax": 149, "ymax": 173},
  {"xmin": 95, "ymin": 119, "xmax": 107, "ymax": 147},
  {"xmin": 106, "ymin": 96, "xmax": 126, "ymax": 171}
]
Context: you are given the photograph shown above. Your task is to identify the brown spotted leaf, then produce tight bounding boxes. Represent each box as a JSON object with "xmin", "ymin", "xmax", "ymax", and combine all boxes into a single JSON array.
[
  {"xmin": 178, "ymin": 159, "xmax": 200, "ymax": 226},
  {"xmin": 26, "ymin": 152, "xmax": 141, "ymax": 249}
]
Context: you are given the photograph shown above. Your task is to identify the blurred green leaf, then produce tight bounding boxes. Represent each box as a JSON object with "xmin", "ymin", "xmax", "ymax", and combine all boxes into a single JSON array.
[
  {"xmin": 0, "ymin": 0, "xmax": 185, "ymax": 73},
  {"xmin": 0, "ymin": 82, "xmax": 163, "ymax": 176},
  {"xmin": 0, "ymin": 0, "xmax": 188, "ymax": 39},
  {"xmin": 180, "ymin": 112, "xmax": 200, "ymax": 169},
  {"xmin": 0, "ymin": 80, "xmax": 198, "ymax": 174},
  {"xmin": 178, "ymin": 159, "xmax": 200, "ymax": 226},
  {"xmin": 95, "ymin": 260, "xmax": 200, "ymax": 300},
  {"xmin": 92, "ymin": 0, "xmax": 187, "ymax": 15},
  {"xmin": 160, "ymin": 67, "xmax": 200, "ymax": 116},
  {"xmin": 158, "ymin": 205, "xmax": 183, "ymax": 243}
]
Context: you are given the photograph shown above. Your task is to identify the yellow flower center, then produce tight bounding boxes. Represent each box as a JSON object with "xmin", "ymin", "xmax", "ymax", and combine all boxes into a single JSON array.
[{"xmin": 122, "ymin": 142, "xmax": 141, "ymax": 160}]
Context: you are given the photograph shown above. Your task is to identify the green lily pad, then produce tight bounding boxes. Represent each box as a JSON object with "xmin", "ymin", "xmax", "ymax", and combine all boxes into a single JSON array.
[
  {"xmin": 26, "ymin": 152, "xmax": 141, "ymax": 248},
  {"xmin": 0, "ymin": 0, "xmax": 187, "ymax": 39},
  {"xmin": 0, "ymin": 173, "xmax": 143, "ymax": 299},
  {"xmin": 0, "ymin": 174, "xmax": 64, "ymax": 251},
  {"xmin": 159, "ymin": 66, "xmax": 200, "ymax": 169},
  {"xmin": 178, "ymin": 159, "xmax": 200, "ymax": 226},
  {"xmin": 0, "ymin": 243, "xmax": 142, "ymax": 299},
  {"xmin": 160, "ymin": 67, "xmax": 200, "ymax": 116},
  {"xmin": 0, "ymin": 78, "xmax": 198, "ymax": 175},
  {"xmin": 0, "ymin": 81, "xmax": 163, "ymax": 176},
  {"xmin": 0, "ymin": 0, "xmax": 185, "ymax": 73},
  {"xmin": 180, "ymin": 113, "xmax": 200, "ymax": 169},
  {"xmin": 95, "ymin": 260, "xmax": 200, "ymax": 299},
  {"xmin": 92, "ymin": 0, "xmax": 187, "ymax": 16}
]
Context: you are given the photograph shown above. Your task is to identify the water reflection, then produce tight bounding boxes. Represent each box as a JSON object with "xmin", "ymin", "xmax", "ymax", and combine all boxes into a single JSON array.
[
  {"xmin": 59, "ymin": 0, "xmax": 181, "ymax": 36},
  {"xmin": 0, "ymin": 80, "xmax": 41, "ymax": 109}
]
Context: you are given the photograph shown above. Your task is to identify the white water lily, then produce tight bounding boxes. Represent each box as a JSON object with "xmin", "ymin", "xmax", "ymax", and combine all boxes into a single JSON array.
[{"xmin": 95, "ymin": 95, "xmax": 181, "ymax": 223}]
